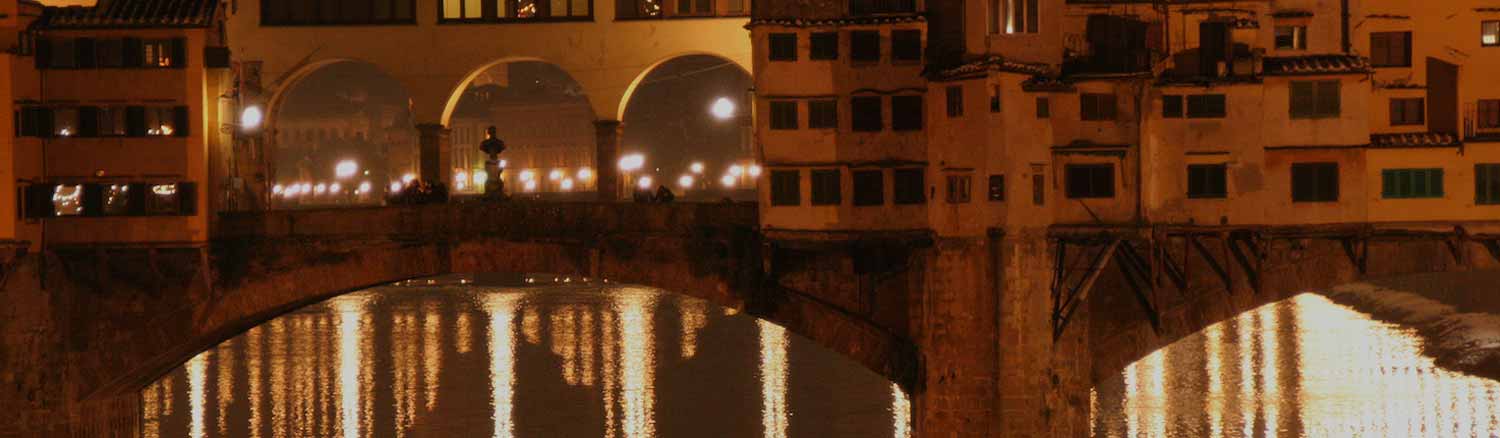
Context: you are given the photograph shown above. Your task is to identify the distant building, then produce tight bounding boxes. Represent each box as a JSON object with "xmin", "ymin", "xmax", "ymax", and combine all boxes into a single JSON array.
[
  {"xmin": 448, "ymin": 86, "xmax": 596, "ymax": 195},
  {"xmin": 751, "ymin": 0, "xmax": 1500, "ymax": 238},
  {"xmin": 4, "ymin": 0, "xmax": 229, "ymax": 248}
]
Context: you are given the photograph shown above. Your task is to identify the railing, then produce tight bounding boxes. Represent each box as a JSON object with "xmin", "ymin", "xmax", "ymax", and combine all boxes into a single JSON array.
[
  {"xmin": 615, "ymin": 0, "xmax": 748, "ymax": 20},
  {"xmin": 849, "ymin": 0, "xmax": 916, "ymax": 15}
]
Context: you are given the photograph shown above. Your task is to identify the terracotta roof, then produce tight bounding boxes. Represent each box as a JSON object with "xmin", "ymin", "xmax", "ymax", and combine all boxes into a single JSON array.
[
  {"xmin": 1271, "ymin": 9, "xmax": 1313, "ymax": 18},
  {"xmin": 1022, "ymin": 75, "xmax": 1075, "ymax": 92},
  {"xmin": 38, "ymin": 0, "xmax": 219, "ymax": 29},
  {"xmin": 1370, "ymin": 132, "xmax": 1462, "ymax": 148},
  {"xmin": 929, "ymin": 55, "xmax": 1053, "ymax": 80},
  {"xmin": 747, "ymin": 14, "xmax": 924, "ymax": 28},
  {"xmin": 1262, "ymin": 54, "xmax": 1371, "ymax": 75}
]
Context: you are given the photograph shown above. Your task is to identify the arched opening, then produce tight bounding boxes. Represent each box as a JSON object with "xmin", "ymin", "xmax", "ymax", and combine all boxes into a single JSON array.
[
  {"xmin": 619, "ymin": 54, "xmax": 754, "ymax": 201},
  {"xmin": 266, "ymin": 61, "xmax": 417, "ymax": 208},
  {"xmin": 1091, "ymin": 291, "xmax": 1500, "ymax": 436},
  {"xmin": 138, "ymin": 274, "xmax": 911, "ymax": 437},
  {"xmin": 444, "ymin": 60, "xmax": 597, "ymax": 198}
]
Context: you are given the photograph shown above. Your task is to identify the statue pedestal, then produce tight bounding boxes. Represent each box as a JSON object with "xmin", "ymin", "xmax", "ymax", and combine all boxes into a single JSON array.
[{"xmin": 483, "ymin": 159, "xmax": 506, "ymax": 200}]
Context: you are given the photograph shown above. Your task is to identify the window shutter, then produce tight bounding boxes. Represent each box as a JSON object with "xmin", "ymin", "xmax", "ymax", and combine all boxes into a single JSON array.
[
  {"xmin": 19, "ymin": 107, "xmax": 37, "ymax": 137},
  {"xmin": 177, "ymin": 182, "xmax": 197, "ymax": 215},
  {"xmin": 75, "ymin": 38, "xmax": 96, "ymax": 68},
  {"xmin": 1290, "ymin": 82, "xmax": 1313, "ymax": 118},
  {"xmin": 172, "ymin": 106, "xmax": 190, "ymax": 137},
  {"xmin": 170, "ymin": 37, "xmax": 187, "ymax": 68},
  {"xmin": 127, "ymin": 182, "xmax": 147, "ymax": 215},
  {"xmin": 125, "ymin": 106, "xmax": 146, "ymax": 137},
  {"xmin": 24, "ymin": 184, "xmax": 56, "ymax": 218},
  {"xmin": 122, "ymin": 38, "xmax": 143, "ymax": 67},
  {"xmin": 34, "ymin": 37, "xmax": 51, "ymax": 69},
  {"xmin": 77, "ymin": 106, "xmax": 99, "ymax": 137},
  {"xmin": 37, "ymin": 108, "xmax": 54, "ymax": 138},
  {"xmin": 1317, "ymin": 81, "xmax": 1340, "ymax": 117},
  {"xmin": 81, "ymin": 184, "xmax": 103, "ymax": 216}
]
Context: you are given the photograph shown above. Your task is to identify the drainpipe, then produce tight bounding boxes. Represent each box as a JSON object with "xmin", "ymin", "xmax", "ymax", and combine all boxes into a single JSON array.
[
  {"xmin": 1134, "ymin": 80, "xmax": 1146, "ymax": 225},
  {"xmin": 1340, "ymin": 0, "xmax": 1351, "ymax": 53}
]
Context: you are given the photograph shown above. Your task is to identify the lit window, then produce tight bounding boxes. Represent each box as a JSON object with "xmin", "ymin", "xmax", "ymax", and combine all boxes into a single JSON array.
[
  {"xmin": 147, "ymin": 183, "xmax": 180, "ymax": 214},
  {"xmin": 53, "ymin": 185, "xmax": 83, "ymax": 216},
  {"xmin": 945, "ymin": 174, "xmax": 972, "ymax": 204},
  {"xmin": 1275, "ymin": 25, "xmax": 1307, "ymax": 50},
  {"xmin": 145, "ymin": 107, "xmax": 177, "ymax": 136},
  {"xmin": 1483, "ymin": 21, "xmax": 1498, "ymax": 47},
  {"xmin": 103, "ymin": 184, "xmax": 131, "ymax": 215},
  {"xmin": 53, "ymin": 108, "xmax": 78, "ymax": 137},
  {"xmin": 142, "ymin": 40, "xmax": 173, "ymax": 67},
  {"xmin": 1006, "ymin": 0, "xmax": 1039, "ymax": 34}
]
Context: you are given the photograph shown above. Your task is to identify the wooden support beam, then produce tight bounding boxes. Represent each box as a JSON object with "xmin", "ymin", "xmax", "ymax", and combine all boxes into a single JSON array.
[
  {"xmin": 1340, "ymin": 238, "xmax": 1367, "ymax": 275},
  {"xmin": 1113, "ymin": 242, "xmax": 1162, "ymax": 334},
  {"xmin": 1189, "ymin": 235, "xmax": 1233, "ymax": 293},
  {"xmin": 1228, "ymin": 236, "xmax": 1261, "ymax": 294},
  {"xmin": 1155, "ymin": 243, "xmax": 1188, "ymax": 293},
  {"xmin": 1482, "ymin": 239, "xmax": 1500, "ymax": 263},
  {"xmin": 1053, "ymin": 239, "xmax": 1121, "ymax": 342}
]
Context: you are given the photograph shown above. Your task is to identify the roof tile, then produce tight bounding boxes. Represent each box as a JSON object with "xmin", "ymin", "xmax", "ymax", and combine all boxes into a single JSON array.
[
  {"xmin": 39, "ymin": 0, "xmax": 218, "ymax": 29},
  {"xmin": 1263, "ymin": 54, "xmax": 1371, "ymax": 76}
]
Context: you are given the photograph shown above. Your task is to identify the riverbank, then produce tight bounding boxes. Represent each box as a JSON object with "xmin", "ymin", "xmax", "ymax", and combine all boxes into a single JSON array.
[{"xmin": 1321, "ymin": 270, "xmax": 1500, "ymax": 381}]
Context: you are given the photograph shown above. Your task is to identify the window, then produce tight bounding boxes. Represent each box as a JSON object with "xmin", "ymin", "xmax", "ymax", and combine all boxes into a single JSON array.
[
  {"xmin": 891, "ymin": 95, "xmax": 923, "ymax": 131},
  {"xmin": 946, "ymin": 86, "xmax": 964, "ymax": 118},
  {"xmin": 1036, "ymin": 97, "xmax": 1050, "ymax": 118},
  {"xmin": 97, "ymin": 106, "xmax": 126, "ymax": 136},
  {"xmin": 1477, "ymin": 164, "xmax": 1500, "ymax": 205},
  {"xmin": 727, "ymin": 0, "xmax": 744, "ymax": 14},
  {"xmin": 144, "ymin": 107, "xmax": 185, "ymax": 136},
  {"xmin": 1290, "ymin": 80, "xmax": 1341, "ymax": 119},
  {"xmin": 1370, "ymin": 31, "xmax": 1412, "ymax": 67},
  {"xmin": 808, "ymin": 100, "xmax": 838, "ymax": 129},
  {"xmin": 811, "ymin": 169, "xmax": 841, "ymax": 205},
  {"xmin": 146, "ymin": 183, "xmax": 183, "ymax": 215},
  {"xmin": 617, "ymin": 0, "xmax": 660, "ymax": 18},
  {"xmin": 142, "ymin": 39, "xmax": 176, "ymax": 67},
  {"xmin": 769, "ymin": 101, "xmax": 798, "ymax": 130},
  {"xmin": 851, "ymin": 96, "xmax": 882, "ymax": 132},
  {"xmin": 102, "ymin": 184, "xmax": 130, "ymax": 216},
  {"xmin": 264, "ymin": 0, "xmax": 416, "ymax": 24},
  {"xmin": 770, "ymin": 170, "xmax": 800, "ymax": 206},
  {"xmin": 769, "ymin": 33, "xmax": 797, "ymax": 61},
  {"xmin": 893, "ymin": 168, "xmax": 925, "ymax": 204},
  {"xmin": 990, "ymin": 85, "xmax": 1002, "ymax": 113},
  {"xmin": 1162, "ymin": 95, "xmax": 1183, "ymax": 118},
  {"xmin": 850, "ymin": 0, "xmax": 914, "ymax": 15},
  {"xmin": 1080, "ymin": 93, "xmax": 1116, "ymax": 121},
  {"xmin": 1187, "ymin": 94, "xmax": 1227, "ymax": 118},
  {"xmin": 1065, "ymin": 164, "xmax": 1114, "ymax": 198},
  {"xmin": 1478, "ymin": 100, "xmax": 1500, "ymax": 129},
  {"xmin": 851, "ymin": 31, "xmax": 880, "ymax": 62},
  {"xmin": 1382, "ymin": 168, "xmax": 1444, "ymax": 199},
  {"xmin": 1291, "ymin": 162, "xmax": 1339, "ymax": 202},
  {"xmin": 988, "ymin": 175, "xmax": 1004, "ymax": 201},
  {"xmin": 1485, "ymin": 21, "xmax": 1499, "ymax": 47},
  {"xmin": 810, "ymin": 32, "xmax": 838, "ymax": 60},
  {"xmin": 676, "ymin": 0, "xmax": 711, "ymax": 15},
  {"xmin": 1187, "ymin": 164, "xmax": 1227, "ymax": 198},
  {"xmin": 853, "ymin": 170, "xmax": 884, "ymax": 206},
  {"xmin": 52, "ymin": 108, "xmax": 78, "ymax": 137},
  {"xmin": 1006, "ymin": 0, "xmax": 1038, "ymax": 34},
  {"xmin": 96, "ymin": 39, "xmax": 123, "ymax": 67},
  {"xmin": 52, "ymin": 184, "xmax": 84, "ymax": 216},
  {"xmin": 49, "ymin": 39, "xmax": 77, "ymax": 68},
  {"xmin": 891, "ymin": 30, "xmax": 922, "ymax": 62},
  {"xmin": 1389, "ymin": 98, "xmax": 1424, "ymax": 125},
  {"xmin": 946, "ymin": 174, "xmax": 972, "ymax": 203},
  {"xmin": 1275, "ymin": 25, "xmax": 1307, "ymax": 50},
  {"xmin": 1032, "ymin": 173, "xmax": 1045, "ymax": 205}
]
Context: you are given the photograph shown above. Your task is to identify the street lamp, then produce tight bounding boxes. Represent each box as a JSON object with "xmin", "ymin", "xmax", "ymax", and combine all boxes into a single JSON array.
[
  {"xmin": 240, "ymin": 105, "xmax": 264, "ymax": 132},
  {"xmin": 637, "ymin": 176, "xmax": 654, "ymax": 190},
  {"xmin": 677, "ymin": 175, "xmax": 694, "ymax": 189},
  {"xmin": 710, "ymin": 97, "xmax": 736, "ymax": 120},
  {"xmin": 618, "ymin": 153, "xmax": 645, "ymax": 171},
  {"xmin": 720, "ymin": 174, "xmax": 736, "ymax": 187},
  {"xmin": 690, "ymin": 162, "xmax": 705, "ymax": 174},
  {"xmin": 335, "ymin": 160, "xmax": 359, "ymax": 179}
]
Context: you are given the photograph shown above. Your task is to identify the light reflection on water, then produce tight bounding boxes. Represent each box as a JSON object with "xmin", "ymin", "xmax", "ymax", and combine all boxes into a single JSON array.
[
  {"xmin": 143, "ymin": 277, "xmax": 906, "ymax": 437},
  {"xmin": 1094, "ymin": 293, "xmax": 1500, "ymax": 438}
]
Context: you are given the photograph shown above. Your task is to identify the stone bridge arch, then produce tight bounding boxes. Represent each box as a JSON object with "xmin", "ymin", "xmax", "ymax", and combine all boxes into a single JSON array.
[
  {"xmin": 615, "ymin": 51, "xmax": 753, "ymax": 122},
  {"xmin": 48, "ymin": 203, "xmax": 915, "ymax": 432}
]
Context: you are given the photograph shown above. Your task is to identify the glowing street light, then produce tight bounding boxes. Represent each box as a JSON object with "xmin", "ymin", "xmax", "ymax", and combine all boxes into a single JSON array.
[
  {"xmin": 240, "ymin": 105, "xmax": 264, "ymax": 131},
  {"xmin": 357, "ymin": 181, "xmax": 371, "ymax": 194},
  {"xmin": 335, "ymin": 160, "xmax": 359, "ymax": 179},
  {"xmin": 272, "ymin": 184, "xmax": 284, "ymax": 195},
  {"xmin": 677, "ymin": 175, "xmax": 694, "ymax": 189},
  {"xmin": 728, "ymin": 164, "xmax": 744, "ymax": 177},
  {"xmin": 519, "ymin": 169, "xmax": 535, "ymax": 181},
  {"xmin": 473, "ymin": 170, "xmax": 488, "ymax": 187},
  {"xmin": 710, "ymin": 97, "xmax": 736, "ymax": 120},
  {"xmin": 720, "ymin": 174, "xmax": 736, "ymax": 187},
  {"xmin": 549, "ymin": 169, "xmax": 564, "ymax": 181},
  {"xmin": 690, "ymin": 162, "xmax": 705, "ymax": 174},
  {"xmin": 401, "ymin": 173, "xmax": 416, "ymax": 184},
  {"xmin": 637, "ymin": 176, "xmax": 654, "ymax": 190},
  {"xmin": 561, "ymin": 178, "xmax": 575, "ymax": 191},
  {"xmin": 389, "ymin": 181, "xmax": 403, "ymax": 193},
  {"xmin": 314, "ymin": 183, "xmax": 328, "ymax": 195},
  {"xmin": 619, "ymin": 153, "xmax": 645, "ymax": 171},
  {"xmin": 329, "ymin": 182, "xmax": 343, "ymax": 193},
  {"xmin": 748, "ymin": 164, "xmax": 763, "ymax": 178},
  {"xmin": 524, "ymin": 180, "xmax": 538, "ymax": 192},
  {"xmin": 577, "ymin": 167, "xmax": 593, "ymax": 181}
]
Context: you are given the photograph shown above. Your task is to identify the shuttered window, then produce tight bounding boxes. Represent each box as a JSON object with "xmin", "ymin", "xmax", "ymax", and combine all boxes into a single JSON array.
[
  {"xmin": 1186, "ymin": 94, "xmax": 1226, "ymax": 118},
  {"xmin": 1080, "ymin": 93, "xmax": 1116, "ymax": 121},
  {"xmin": 893, "ymin": 168, "xmax": 925, "ymax": 204},
  {"xmin": 1162, "ymin": 95, "xmax": 1183, "ymax": 118},
  {"xmin": 851, "ymin": 31, "xmax": 880, "ymax": 62},
  {"xmin": 769, "ymin": 101, "xmax": 798, "ymax": 130},
  {"xmin": 810, "ymin": 169, "xmax": 841, "ymax": 205},
  {"xmin": 810, "ymin": 32, "xmax": 838, "ymax": 60},
  {"xmin": 988, "ymin": 175, "xmax": 1005, "ymax": 201},
  {"xmin": 1370, "ymin": 31, "xmax": 1412, "ymax": 67},
  {"xmin": 1381, "ymin": 168, "xmax": 1444, "ymax": 199},
  {"xmin": 1477, "ymin": 164, "xmax": 1500, "ymax": 205},
  {"xmin": 853, "ymin": 170, "xmax": 884, "ymax": 206},
  {"xmin": 1479, "ymin": 100, "xmax": 1500, "ymax": 129},
  {"xmin": 808, "ymin": 100, "xmax": 838, "ymax": 129},
  {"xmin": 851, "ymin": 96, "xmax": 882, "ymax": 131},
  {"xmin": 1290, "ymin": 80, "xmax": 1340, "ymax": 119},
  {"xmin": 1187, "ymin": 164, "xmax": 1227, "ymax": 198},
  {"xmin": 1065, "ymin": 164, "xmax": 1114, "ymax": 198},
  {"xmin": 891, "ymin": 95, "xmax": 923, "ymax": 131},
  {"xmin": 1291, "ymin": 162, "xmax": 1339, "ymax": 202},
  {"xmin": 1389, "ymin": 98, "xmax": 1425, "ymax": 125},
  {"xmin": 769, "ymin": 33, "xmax": 797, "ymax": 61},
  {"xmin": 770, "ymin": 170, "xmax": 800, "ymax": 206},
  {"xmin": 946, "ymin": 86, "xmax": 964, "ymax": 118}
]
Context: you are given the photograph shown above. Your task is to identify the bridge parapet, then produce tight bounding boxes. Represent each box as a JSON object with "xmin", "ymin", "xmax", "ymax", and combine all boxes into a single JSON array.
[{"xmin": 216, "ymin": 202, "xmax": 760, "ymax": 240}]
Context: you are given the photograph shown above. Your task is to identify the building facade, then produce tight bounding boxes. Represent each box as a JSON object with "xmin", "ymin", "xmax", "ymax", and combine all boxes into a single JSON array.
[{"xmin": 5, "ymin": 0, "xmax": 230, "ymax": 249}]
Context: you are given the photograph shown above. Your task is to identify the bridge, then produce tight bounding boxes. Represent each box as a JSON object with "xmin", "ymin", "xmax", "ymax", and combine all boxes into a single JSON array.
[
  {"xmin": 224, "ymin": 0, "xmax": 752, "ymax": 199},
  {"xmin": 4, "ymin": 201, "xmax": 1500, "ymax": 436}
]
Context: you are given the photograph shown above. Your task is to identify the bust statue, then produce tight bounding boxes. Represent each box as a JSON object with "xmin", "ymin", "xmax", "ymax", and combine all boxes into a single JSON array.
[{"xmin": 479, "ymin": 126, "xmax": 507, "ymax": 198}]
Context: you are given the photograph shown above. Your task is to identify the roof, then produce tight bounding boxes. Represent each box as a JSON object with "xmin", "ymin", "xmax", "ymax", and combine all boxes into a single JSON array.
[
  {"xmin": 929, "ymin": 55, "xmax": 1053, "ymax": 81},
  {"xmin": 747, "ymin": 14, "xmax": 924, "ymax": 28},
  {"xmin": 1262, "ymin": 54, "xmax": 1371, "ymax": 76},
  {"xmin": 1370, "ymin": 132, "xmax": 1462, "ymax": 148},
  {"xmin": 38, "ymin": 0, "xmax": 219, "ymax": 29}
]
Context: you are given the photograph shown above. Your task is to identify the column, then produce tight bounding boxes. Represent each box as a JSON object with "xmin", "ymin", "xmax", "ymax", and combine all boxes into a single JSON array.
[
  {"xmin": 418, "ymin": 123, "xmax": 452, "ymax": 188},
  {"xmin": 594, "ymin": 120, "xmax": 622, "ymax": 201}
]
